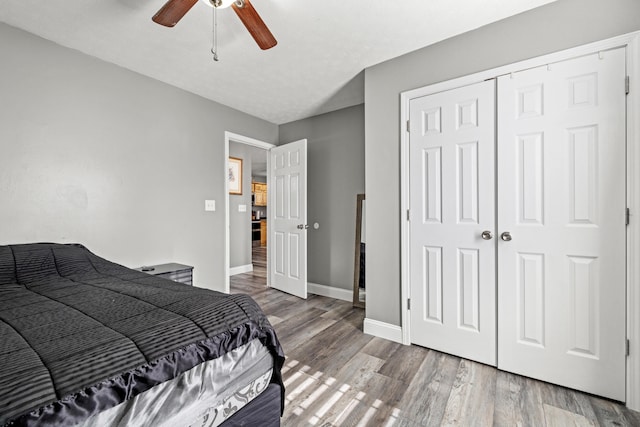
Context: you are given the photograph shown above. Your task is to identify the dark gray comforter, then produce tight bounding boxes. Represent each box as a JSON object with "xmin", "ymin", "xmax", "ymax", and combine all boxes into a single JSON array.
[{"xmin": 0, "ymin": 243, "xmax": 284, "ymax": 427}]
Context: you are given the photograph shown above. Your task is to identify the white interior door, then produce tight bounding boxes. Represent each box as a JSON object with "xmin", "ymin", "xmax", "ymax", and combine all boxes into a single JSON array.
[
  {"xmin": 409, "ymin": 80, "xmax": 497, "ymax": 366},
  {"xmin": 497, "ymin": 48, "xmax": 627, "ymax": 401},
  {"xmin": 269, "ymin": 139, "xmax": 308, "ymax": 299}
]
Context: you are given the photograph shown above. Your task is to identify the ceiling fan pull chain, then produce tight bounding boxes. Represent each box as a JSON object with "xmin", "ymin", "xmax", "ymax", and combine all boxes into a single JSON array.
[{"xmin": 211, "ymin": 6, "xmax": 219, "ymax": 61}]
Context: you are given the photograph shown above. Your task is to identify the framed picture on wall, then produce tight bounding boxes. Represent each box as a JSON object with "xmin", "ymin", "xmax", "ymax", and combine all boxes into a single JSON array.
[{"xmin": 228, "ymin": 157, "xmax": 243, "ymax": 195}]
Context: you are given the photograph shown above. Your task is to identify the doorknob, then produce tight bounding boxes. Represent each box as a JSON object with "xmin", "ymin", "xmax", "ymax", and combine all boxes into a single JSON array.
[
  {"xmin": 501, "ymin": 231, "xmax": 512, "ymax": 241},
  {"xmin": 481, "ymin": 230, "xmax": 493, "ymax": 240},
  {"xmin": 297, "ymin": 224, "xmax": 309, "ymax": 230}
]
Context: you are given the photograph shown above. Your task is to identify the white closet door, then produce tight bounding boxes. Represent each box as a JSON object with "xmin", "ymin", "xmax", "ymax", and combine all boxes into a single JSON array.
[
  {"xmin": 497, "ymin": 48, "xmax": 627, "ymax": 401},
  {"xmin": 409, "ymin": 80, "xmax": 497, "ymax": 366}
]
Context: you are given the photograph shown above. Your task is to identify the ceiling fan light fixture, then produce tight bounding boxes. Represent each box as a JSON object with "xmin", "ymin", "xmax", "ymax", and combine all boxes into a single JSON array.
[
  {"xmin": 205, "ymin": 0, "xmax": 238, "ymax": 8},
  {"xmin": 155, "ymin": 0, "xmax": 275, "ymax": 50}
]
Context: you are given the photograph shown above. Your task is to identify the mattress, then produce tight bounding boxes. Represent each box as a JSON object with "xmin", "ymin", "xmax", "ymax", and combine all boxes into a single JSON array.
[
  {"xmin": 80, "ymin": 339, "xmax": 273, "ymax": 427},
  {"xmin": 0, "ymin": 243, "xmax": 285, "ymax": 427}
]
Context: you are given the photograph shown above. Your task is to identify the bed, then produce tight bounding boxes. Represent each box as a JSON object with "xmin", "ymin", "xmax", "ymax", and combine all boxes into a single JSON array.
[{"xmin": 0, "ymin": 243, "xmax": 285, "ymax": 427}]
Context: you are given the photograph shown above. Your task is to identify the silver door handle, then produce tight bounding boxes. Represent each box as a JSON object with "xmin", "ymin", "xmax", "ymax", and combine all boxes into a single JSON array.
[
  {"xmin": 501, "ymin": 231, "xmax": 512, "ymax": 241},
  {"xmin": 481, "ymin": 230, "xmax": 493, "ymax": 240},
  {"xmin": 297, "ymin": 224, "xmax": 309, "ymax": 230}
]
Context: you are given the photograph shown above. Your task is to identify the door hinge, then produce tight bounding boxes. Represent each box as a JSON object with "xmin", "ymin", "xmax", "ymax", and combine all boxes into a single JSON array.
[
  {"xmin": 407, "ymin": 209, "xmax": 411, "ymax": 221},
  {"xmin": 406, "ymin": 120, "xmax": 410, "ymax": 132},
  {"xmin": 627, "ymin": 339, "xmax": 630, "ymax": 357},
  {"xmin": 626, "ymin": 207, "xmax": 631, "ymax": 226},
  {"xmin": 407, "ymin": 298, "xmax": 411, "ymax": 310},
  {"xmin": 626, "ymin": 76, "xmax": 630, "ymax": 95}
]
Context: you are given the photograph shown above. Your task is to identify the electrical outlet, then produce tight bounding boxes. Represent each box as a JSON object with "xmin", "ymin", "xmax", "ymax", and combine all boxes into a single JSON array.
[
  {"xmin": 238, "ymin": 204, "xmax": 247, "ymax": 212},
  {"xmin": 205, "ymin": 200, "xmax": 216, "ymax": 211}
]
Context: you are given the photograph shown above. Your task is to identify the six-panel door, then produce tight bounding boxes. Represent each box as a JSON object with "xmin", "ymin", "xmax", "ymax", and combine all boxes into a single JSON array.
[
  {"xmin": 270, "ymin": 139, "xmax": 308, "ymax": 299},
  {"xmin": 497, "ymin": 48, "xmax": 627, "ymax": 401},
  {"xmin": 409, "ymin": 80, "xmax": 497, "ymax": 366}
]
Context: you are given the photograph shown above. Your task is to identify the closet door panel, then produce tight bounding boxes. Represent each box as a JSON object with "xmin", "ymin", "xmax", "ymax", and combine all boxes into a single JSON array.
[
  {"xmin": 497, "ymin": 48, "xmax": 627, "ymax": 401},
  {"xmin": 409, "ymin": 80, "xmax": 497, "ymax": 366}
]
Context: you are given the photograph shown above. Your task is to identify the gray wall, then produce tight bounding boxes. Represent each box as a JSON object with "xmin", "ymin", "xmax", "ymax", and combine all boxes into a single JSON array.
[
  {"xmin": 0, "ymin": 23, "xmax": 278, "ymax": 291},
  {"xmin": 279, "ymin": 104, "xmax": 365, "ymax": 291},
  {"xmin": 229, "ymin": 142, "xmax": 254, "ymax": 268},
  {"xmin": 364, "ymin": 0, "xmax": 640, "ymax": 326}
]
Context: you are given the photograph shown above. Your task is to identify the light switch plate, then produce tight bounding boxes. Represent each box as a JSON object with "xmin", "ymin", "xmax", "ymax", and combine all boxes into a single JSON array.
[
  {"xmin": 238, "ymin": 204, "xmax": 247, "ymax": 212},
  {"xmin": 205, "ymin": 200, "xmax": 216, "ymax": 211}
]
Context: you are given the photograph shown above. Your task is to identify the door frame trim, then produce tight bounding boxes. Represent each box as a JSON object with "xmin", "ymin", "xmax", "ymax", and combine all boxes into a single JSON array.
[
  {"xmin": 224, "ymin": 131, "xmax": 275, "ymax": 294},
  {"xmin": 399, "ymin": 31, "xmax": 640, "ymax": 410}
]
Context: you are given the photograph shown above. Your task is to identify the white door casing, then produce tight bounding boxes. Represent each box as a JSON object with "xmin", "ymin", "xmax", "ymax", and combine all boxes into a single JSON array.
[
  {"xmin": 224, "ymin": 132, "xmax": 275, "ymax": 294},
  {"xmin": 409, "ymin": 80, "xmax": 497, "ymax": 366},
  {"xmin": 402, "ymin": 32, "xmax": 640, "ymax": 411},
  {"xmin": 270, "ymin": 139, "xmax": 308, "ymax": 299},
  {"xmin": 497, "ymin": 48, "xmax": 627, "ymax": 401},
  {"xmin": 407, "ymin": 48, "xmax": 627, "ymax": 401}
]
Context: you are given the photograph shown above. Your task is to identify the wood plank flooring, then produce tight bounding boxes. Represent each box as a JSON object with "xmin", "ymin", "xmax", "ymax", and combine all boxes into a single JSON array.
[{"xmin": 232, "ymin": 249, "xmax": 640, "ymax": 426}]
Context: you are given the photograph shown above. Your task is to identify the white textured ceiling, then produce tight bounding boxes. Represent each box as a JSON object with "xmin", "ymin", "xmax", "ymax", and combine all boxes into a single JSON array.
[{"xmin": 0, "ymin": 0, "xmax": 557, "ymax": 124}]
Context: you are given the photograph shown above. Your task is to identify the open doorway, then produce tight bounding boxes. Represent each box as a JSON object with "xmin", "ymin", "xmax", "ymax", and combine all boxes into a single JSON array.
[
  {"xmin": 248, "ymin": 147, "xmax": 268, "ymax": 278},
  {"xmin": 224, "ymin": 132, "xmax": 275, "ymax": 294}
]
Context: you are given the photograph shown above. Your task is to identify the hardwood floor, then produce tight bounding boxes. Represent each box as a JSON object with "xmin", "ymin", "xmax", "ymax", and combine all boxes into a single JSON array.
[{"xmin": 231, "ymin": 249, "xmax": 640, "ymax": 426}]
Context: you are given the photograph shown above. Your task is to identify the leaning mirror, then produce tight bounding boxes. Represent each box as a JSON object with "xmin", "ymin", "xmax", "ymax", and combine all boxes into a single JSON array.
[{"xmin": 352, "ymin": 194, "xmax": 365, "ymax": 308}]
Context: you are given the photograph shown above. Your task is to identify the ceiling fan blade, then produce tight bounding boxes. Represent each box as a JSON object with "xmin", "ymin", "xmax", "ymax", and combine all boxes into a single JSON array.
[
  {"xmin": 152, "ymin": 0, "xmax": 199, "ymax": 27},
  {"xmin": 231, "ymin": 0, "xmax": 277, "ymax": 50}
]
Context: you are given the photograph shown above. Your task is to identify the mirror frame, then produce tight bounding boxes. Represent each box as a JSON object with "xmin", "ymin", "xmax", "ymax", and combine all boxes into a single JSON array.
[{"xmin": 352, "ymin": 193, "xmax": 365, "ymax": 308}]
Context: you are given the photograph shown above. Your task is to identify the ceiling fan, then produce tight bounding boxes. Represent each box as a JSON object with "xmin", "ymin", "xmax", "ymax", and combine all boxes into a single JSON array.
[{"xmin": 152, "ymin": 0, "xmax": 277, "ymax": 50}]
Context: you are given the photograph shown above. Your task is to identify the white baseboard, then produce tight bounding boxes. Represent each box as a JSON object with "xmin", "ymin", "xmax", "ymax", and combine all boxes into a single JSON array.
[
  {"xmin": 307, "ymin": 282, "xmax": 352, "ymax": 302},
  {"xmin": 229, "ymin": 264, "xmax": 253, "ymax": 276},
  {"xmin": 363, "ymin": 318, "xmax": 404, "ymax": 344}
]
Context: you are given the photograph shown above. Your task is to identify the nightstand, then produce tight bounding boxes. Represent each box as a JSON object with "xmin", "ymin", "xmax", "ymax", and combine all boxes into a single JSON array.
[{"xmin": 135, "ymin": 263, "xmax": 193, "ymax": 286}]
